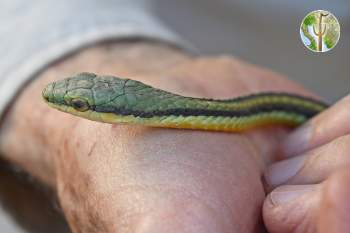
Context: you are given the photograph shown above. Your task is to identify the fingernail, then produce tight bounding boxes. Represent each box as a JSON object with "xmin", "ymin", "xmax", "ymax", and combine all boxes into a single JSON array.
[
  {"xmin": 282, "ymin": 123, "xmax": 312, "ymax": 157},
  {"xmin": 264, "ymin": 155, "xmax": 306, "ymax": 187},
  {"xmin": 270, "ymin": 185, "xmax": 315, "ymax": 206}
]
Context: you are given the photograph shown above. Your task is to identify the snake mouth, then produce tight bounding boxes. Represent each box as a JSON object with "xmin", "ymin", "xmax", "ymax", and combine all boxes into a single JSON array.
[{"xmin": 42, "ymin": 94, "xmax": 49, "ymax": 102}]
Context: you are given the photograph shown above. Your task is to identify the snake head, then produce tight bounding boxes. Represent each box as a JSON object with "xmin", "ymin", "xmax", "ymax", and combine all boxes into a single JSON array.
[
  {"xmin": 42, "ymin": 72, "xmax": 128, "ymax": 119},
  {"xmin": 42, "ymin": 72, "xmax": 96, "ymax": 111}
]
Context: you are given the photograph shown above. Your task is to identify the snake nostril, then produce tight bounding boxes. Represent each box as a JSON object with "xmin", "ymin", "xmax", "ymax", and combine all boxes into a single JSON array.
[{"xmin": 42, "ymin": 84, "xmax": 52, "ymax": 102}]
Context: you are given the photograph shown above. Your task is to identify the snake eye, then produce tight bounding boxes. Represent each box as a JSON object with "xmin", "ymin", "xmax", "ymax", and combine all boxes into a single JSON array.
[{"xmin": 71, "ymin": 98, "xmax": 89, "ymax": 112}]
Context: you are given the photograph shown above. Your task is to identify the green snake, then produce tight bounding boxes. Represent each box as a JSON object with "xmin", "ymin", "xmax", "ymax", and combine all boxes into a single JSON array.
[{"xmin": 42, "ymin": 72, "xmax": 328, "ymax": 132}]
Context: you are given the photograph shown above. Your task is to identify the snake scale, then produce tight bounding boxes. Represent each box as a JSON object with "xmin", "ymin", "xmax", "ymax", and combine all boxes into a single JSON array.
[{"xmin": 42, "ymin": 73, "xmax": 328, "ymax": 132}]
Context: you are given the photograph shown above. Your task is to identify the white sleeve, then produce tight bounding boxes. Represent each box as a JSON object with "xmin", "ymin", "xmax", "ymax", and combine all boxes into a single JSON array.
[{"xmin": 0, "ymin": 0, "xmax": 194, "ymax": 116}]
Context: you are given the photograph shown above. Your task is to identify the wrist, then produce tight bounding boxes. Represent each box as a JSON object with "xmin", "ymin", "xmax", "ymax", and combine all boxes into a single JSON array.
[{"xmin": 0, "ymin": 40, "xmax": 190, "ymax": 186}]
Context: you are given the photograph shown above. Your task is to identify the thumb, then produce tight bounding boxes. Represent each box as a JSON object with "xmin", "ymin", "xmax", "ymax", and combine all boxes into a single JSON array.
[
  {"xmin": 263, "ymin": 184, "xmax": 320, "ymax": 233},
  {"xmin": 263, "ymin": 168, "xmax": 350, "ymax": 233}
]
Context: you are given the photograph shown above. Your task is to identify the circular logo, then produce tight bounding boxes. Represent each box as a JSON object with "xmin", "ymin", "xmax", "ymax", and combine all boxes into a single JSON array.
[{"xmin": 300, "ymin": 10, "xmax": 340, "ymax": 52}]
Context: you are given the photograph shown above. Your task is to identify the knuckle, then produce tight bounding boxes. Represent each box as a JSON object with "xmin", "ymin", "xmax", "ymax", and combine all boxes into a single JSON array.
[
  {"xmin": 309, "ymin": 134, "xmax": 350, "ymax": 166},
  {"xmin": 339, "ymin": 94, "xmax": 350, "ymax": 106},
  {"xmin": 329, "ymin": 134, "xmax": 350, "ymax": 152}
]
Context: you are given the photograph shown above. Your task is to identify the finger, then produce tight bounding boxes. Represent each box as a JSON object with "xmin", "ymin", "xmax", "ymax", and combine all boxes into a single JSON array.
[
  {"xmin": 264, "ymin": 134, "xmax": 350, "ymax": 189},
  {"xmin": 281, "ymin": 95, "xmax": 350, "ymax": 158},
  {"xmin": 318, "ymin": 168, "xmax": 350, "ymax": 233},
  {"xmin": 263, "ymin": 184, "xmax": 321, "ymax": 233}
]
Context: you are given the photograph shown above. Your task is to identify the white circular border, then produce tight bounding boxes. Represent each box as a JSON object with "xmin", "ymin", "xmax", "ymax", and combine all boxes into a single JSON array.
[{"xmin": 299, "ymin": 10, "xmax": 341, "ymax": 53}]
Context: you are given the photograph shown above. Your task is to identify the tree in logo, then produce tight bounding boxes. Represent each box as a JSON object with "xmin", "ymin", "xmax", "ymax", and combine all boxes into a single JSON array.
[{"xmin": 313, "ymin": 12, "xmax": 328, "ymax": 52}]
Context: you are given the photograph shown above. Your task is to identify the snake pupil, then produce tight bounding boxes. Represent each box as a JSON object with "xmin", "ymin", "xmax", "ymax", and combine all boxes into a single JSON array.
[{"xmin": 71, "ymin": 99, "xmax": 89, "ymax": 112}]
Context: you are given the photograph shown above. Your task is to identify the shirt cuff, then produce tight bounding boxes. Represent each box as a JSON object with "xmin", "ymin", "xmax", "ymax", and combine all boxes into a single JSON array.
[{"xmin": 0, "ymin": 1, "xmax": 196, "ymax": 118}]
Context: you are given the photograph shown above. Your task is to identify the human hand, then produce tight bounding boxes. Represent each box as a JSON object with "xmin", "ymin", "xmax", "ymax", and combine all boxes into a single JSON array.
[
  {"xmin": 0, "ymin": 41, "xmax": 316, "ymax": 233},
  {"xmin": 264, "ymin": 95, "xmax": 350, "ymax": 232}
]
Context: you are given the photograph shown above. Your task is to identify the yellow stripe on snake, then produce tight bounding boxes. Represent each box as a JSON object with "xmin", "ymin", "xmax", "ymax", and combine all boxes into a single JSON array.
[{"xmin": 42, "ymin": 73, "xmax": 328, "ymax": 132}]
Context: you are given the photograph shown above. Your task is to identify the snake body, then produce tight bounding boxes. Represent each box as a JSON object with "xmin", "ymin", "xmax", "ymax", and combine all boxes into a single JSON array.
[{"xmin": 42, "ymin": 73, "xmax": 328, "ymax": 132}]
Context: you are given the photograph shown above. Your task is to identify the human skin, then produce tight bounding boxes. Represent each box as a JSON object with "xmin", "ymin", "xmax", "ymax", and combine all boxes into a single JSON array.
[
  {"xmin": 263, "ymin": 92, "xmax": 350, "ymax": 233},
  {"xmin": 0, "ymin": 40, "xmax": 316, "ymax": 233}
]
